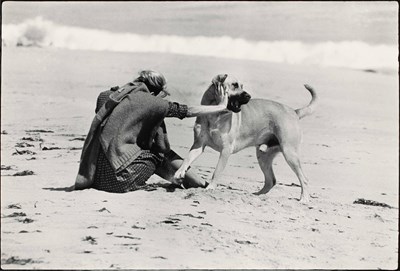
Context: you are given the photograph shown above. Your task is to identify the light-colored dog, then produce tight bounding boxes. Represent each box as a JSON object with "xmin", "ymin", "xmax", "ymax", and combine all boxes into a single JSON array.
[{"xmin": 174, "ymin": 74, "xmax": 318, "ymax": 202}]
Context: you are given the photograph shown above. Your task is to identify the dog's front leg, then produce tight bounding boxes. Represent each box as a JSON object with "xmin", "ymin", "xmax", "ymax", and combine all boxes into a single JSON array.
[
  {"xmin": 173, "ymin": 123, "xmax": 207, "ymax": 181},
  {"xmin": 174, "ymin": 145, "xmax": 205, "ymax": 181},
  {"xmin": 206, "ymin": 149, "xmax": 230, "ymax": 190}
]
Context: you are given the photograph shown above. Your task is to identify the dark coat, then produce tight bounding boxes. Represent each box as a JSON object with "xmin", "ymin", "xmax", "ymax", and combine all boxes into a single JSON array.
[{"xmin": 75, "ymin": 82, "xmax": 169, "ymax": 190}]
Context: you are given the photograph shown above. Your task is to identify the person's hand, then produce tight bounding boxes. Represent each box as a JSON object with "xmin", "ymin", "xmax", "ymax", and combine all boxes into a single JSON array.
[
  {"xmin": 170, "ymin": 177, "xmax": 185, "ymax": 188},
  {"xmin": 173, "ymin": 165, "xmax": 187, "ymax": 181}
]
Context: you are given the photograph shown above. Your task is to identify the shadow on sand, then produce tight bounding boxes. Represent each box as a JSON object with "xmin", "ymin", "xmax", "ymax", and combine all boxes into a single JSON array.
[
  {"xmin": 42, "ymin": 183, "xmax": 183, "ymax": 193},
  {"xmin": 43, "ymin": 185, "xmax": 75, "ymax": 192}
]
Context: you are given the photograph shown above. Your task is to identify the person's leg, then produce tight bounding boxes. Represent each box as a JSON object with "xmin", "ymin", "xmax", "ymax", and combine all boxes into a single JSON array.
[
  {"xmin": 154, "ymin": 150, "xmax": 207, "ymax": 188},
  {"xmin": 116, "ymin": 151, "xmax": 161, "ymax": 192}
]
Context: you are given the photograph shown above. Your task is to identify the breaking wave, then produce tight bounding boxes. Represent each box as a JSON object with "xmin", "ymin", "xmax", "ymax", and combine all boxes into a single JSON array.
[{"xmin": 2, "ymin": 17, "xmax": 397, "ymax": 71}]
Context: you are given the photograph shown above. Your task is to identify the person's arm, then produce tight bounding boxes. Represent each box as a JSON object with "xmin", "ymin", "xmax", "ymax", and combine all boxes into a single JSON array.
[
  {"xmin": 186, "ymin": 105, "xmax": 229, "ymax": 117},
  {"xmin": 167, "ymin": 87, "xmax": 229, "ymax": 118},
  {"xmin": 186, "ymin": 87, "xmax": 229, "ymax": 117}
]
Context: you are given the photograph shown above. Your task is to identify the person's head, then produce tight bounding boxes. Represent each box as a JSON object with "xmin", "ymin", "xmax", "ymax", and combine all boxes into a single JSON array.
[{"xmin": 135, "ymin": 70, "xmax": 170, "ymax": 98}]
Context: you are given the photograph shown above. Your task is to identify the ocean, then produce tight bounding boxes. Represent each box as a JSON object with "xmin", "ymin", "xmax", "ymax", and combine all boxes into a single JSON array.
[{"xmin": 2, "ymin": 1, "xmax": 398, "ymax": 71}]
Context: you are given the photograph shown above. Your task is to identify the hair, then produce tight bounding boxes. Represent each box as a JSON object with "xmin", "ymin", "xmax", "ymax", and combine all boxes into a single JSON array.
[{"xmin": 135, "ymin": 70, "xmax": 168, "ymax": 95}]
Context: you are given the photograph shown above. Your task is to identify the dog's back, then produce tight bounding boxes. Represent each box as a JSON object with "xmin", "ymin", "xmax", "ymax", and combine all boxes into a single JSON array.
[{"xmin": 215, "ymin": 99, "xmax": 299, "ymax": 153}]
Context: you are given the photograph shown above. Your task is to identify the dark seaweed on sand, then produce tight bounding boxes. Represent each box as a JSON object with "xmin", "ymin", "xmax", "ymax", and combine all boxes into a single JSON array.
[
  {"xmin": 83, "ymin": 236, "xmax": 97, "ymax": 245},
  {"xmin": 3, "ymin": 212, "xmax": 26, "ymax": 218},
  {"xmin": 1, "ymin": 256, "xmax": 39, "ymax": 265},
  {"xmin": 353, "ymin": 198, "xmax": 393, "ymax": 209},
  {"xmin": 25, "ymin": 129, "xmax": 54, "ymax": 133},
  {"xmin": 12, "ymin": 149, "xmax": 37, "ymax": 155},
  {"xmin": 41, "ymin": 146, "xmax": 61, "ymax": 150},
  {"xmin": 69, "ymin": 137, "xmax": 86, "ymax": 141},
  {"xmin": 13, "ymin": 170, "xmax": 35, "ymax": 176},
  {"xmin": 15, "ymin": 142, "xmax": 35, "ymax": 148},
  {"xmin": 19, "ymin": 218, "xmax": 34, "ymax": 223},
  {"xmin": 7, "ymin": 203, "xmax": 22, "ymax": 209},
  {"xmin": 21, "ymin": 137, "xmax": 43, "ymax": 142}
]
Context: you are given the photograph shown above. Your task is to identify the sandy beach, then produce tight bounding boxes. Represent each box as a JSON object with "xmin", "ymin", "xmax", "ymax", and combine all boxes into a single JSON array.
[{"xmin": 1, "ymin": 45, "xmax": 398, "ymax": 269}]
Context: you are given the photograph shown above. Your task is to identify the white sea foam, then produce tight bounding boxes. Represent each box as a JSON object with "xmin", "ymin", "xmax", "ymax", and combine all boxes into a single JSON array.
[{"xmin": 2, "ymin": 17, "xmax": 398, "ymax": 71}]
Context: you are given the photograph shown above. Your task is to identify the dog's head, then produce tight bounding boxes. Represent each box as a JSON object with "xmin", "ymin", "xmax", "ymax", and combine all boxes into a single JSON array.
[{"xmin": 211, "ymin": 74, "xmax": 251, "ymax": 113}]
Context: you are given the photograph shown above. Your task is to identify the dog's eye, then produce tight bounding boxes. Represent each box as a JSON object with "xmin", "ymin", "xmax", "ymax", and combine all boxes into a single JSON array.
[{"xmin": 232, "ymin": 82, "xmax": 239, "ymax": 88}]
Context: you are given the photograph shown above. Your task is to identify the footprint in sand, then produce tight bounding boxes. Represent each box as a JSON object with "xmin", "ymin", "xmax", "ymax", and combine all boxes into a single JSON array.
[
  {"xmin": 234, "ymin": 239, "xmax": 258, "ymax": 245},
  {"xmin": 97, "ymin": 207, "xmax": 111, "ymax": 213},
  {"xmin": 368, "ymin": 213, "xmax": 386, "ymax": 222},
  {"xmin": 184, "ymin": 192, "xmax": 196, "ymax": 199},
  {"xmin": 114, "ymin": 235, "xmax": 141, "ymax": 240},
  {"xmin": 200, "ymin": 247, "xmax": 216, "ymax": 252},
  {"xmin": 87, "ymin": 226, "xmax": 98, "ymax": 229},
  {"xmin": 176, "ymin": 213, "xmax": 204, "ymax": 219},
  {"xmin": 131, "ymin": 224, "xmax": 146, "ymax": 230},
  {"xmin": 82, "ymin": 236, "xmax": 97, "ymax": 245}
]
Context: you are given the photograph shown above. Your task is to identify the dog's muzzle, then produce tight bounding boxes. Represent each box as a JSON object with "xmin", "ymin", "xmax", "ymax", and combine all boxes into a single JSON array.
[{"xmin": 227, "ymin": 91, "xmax": 251, "ymax": 113}]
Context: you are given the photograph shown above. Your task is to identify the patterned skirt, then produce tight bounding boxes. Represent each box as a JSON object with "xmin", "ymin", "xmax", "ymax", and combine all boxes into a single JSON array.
[{"xmin": 92, "ymin": 149, "xmax": 164, "ymax": 193}]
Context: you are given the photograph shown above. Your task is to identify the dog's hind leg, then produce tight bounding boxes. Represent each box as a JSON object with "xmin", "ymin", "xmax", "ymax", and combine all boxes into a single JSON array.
[
  {"xmin": 280, "ymin": 145, "xmax": 310, "ymax": 203},
  {"xmin": 254, "ymin": 145, "xmax": 280, "ymax": 195}
]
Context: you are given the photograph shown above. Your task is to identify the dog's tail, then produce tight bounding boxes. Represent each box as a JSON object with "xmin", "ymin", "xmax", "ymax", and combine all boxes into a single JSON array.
[{"xmin": 295, "ymin": 84, "xmax": 318, "ymax": 119}]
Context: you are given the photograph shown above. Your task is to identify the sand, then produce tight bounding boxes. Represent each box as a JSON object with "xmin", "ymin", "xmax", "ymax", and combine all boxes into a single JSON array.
[{"xmin": 1, "ymin": 47, "xmax": 398, "ymax": 269}]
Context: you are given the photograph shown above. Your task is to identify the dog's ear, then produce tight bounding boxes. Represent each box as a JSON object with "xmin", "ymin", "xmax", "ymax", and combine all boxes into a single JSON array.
[{"xmin": 211, "ymin": 74, "xmax": 228, "ymax": 86}]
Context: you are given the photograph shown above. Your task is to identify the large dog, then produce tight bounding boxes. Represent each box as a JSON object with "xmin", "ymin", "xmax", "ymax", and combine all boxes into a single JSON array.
[{"xmin": 174, "ymin": 74, "xmax": 318, "ymax": 202}]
